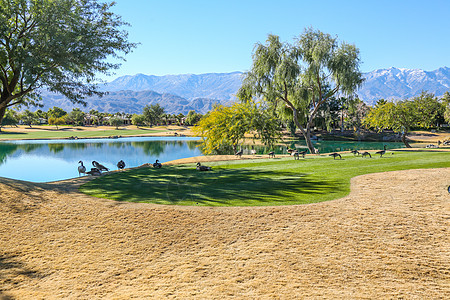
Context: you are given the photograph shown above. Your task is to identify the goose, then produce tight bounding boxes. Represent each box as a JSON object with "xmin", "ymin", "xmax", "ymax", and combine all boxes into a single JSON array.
[
  {"xmin": 92, "ymin": 161, "xmax": 109, "ymax": 172},
  {"xmin": 235, "ymin": 149, "xmax": 243, "ymax": 158},
  {"xmin": 78, "ymin": 161, "xmax": 86, "ymax": 176},
  {"xmin": 350, "ymin": 150, "xmax": 360, "ymax": 156},
  {"xmin": 361, "ymin": 151, "xmax": 371, "ymax": 158},
  {"xmin": 86, "ymin": 167, "xmax": 102, "ymax": 176},
  {"xmin": 329, "ymin": 152, "xmax": 342, "ymax": 160},
  {"xmin": 287, "ymin": 148, "xmax": 296, "ymax": 154},
  {"xmin": 268, "ymin": 151, "xmax": 275, "ymax": 158},
  {"xmin": 117, "ymin": 160, "xmax": 126, "ymax": 170},
  {"xmin": 153, "ymin": 159, "xmax": 162, "ymax": 168},
  {"xmin": 196, "ymin": 162, "xmax": 212, "ymax": 171},
  {"xmin": 375, "ymin": 145, "xmax": 387, "ymax": 157}
]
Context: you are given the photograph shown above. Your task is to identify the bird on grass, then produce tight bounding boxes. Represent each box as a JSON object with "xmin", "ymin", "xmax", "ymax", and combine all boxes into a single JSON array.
[
  {"xmin": 117, "ymin": 160, "xmax": 126, "ymax": 170},
  {"xmin": 350, "ymin": 150, "xmax": 360, "ymax": 156},
  {"xmin": 86, "ymin": 167, "xmax": 102, "ymax": 176},
  {"xmin": 375, "ymin": 145, "xmax": 387, "ymax": 157},
  {"xmin": 196, "ymin": 162, "xmax": 212, "ymax": 171},
  {"xmin": 361, "ymin": 152, "xmax": 371, "ymax": 158},
  {"xmin": 268, "ymin": 151, "xmax": 275, "ymax": 158},
  {"xmin": 92, "ymin": 161, "xmax": 109, "ymax": 172},
  {"xmin": 78, "ymin": 161, "xmax": 86, "ymax": 176},
  {"xmin": 235, "ymin": 149, "xmax": 243, "ymax": 158},
  {"xmin": 329, "ymin": 152, "xmax": 342, "ymax": 160},
  {"xmin": 153, "ymin": 159, "xmax": 162, "ymax": 168}
]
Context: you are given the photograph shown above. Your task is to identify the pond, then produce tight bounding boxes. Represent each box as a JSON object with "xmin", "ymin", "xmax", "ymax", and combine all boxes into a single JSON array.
[
  {"xmin": 0, "ymin": 136, "xmax": 407, "ymax": 183},
  {"xmin": 0, "ymin": 137, "xmax": 202, "ymax": 183}
]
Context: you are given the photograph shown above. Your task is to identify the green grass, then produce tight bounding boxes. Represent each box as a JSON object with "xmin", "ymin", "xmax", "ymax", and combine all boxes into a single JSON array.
[
  {"xmin": 0, "ymin": 127, "xmax": 165, "ymax": 140},
  {"xmin": 79, "ymin": 151, "xmax": 450, "ymax": 206}
]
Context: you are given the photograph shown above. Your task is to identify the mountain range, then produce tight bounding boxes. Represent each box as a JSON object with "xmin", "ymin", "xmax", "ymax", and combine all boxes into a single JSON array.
[{"xmin": 39, "ymin": 67, "xmax": 450, "ymax": 114}]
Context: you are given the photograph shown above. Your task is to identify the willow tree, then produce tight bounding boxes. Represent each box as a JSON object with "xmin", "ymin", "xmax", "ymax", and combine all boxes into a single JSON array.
[
  {"xmin": 0, "ymin": 0, "xmax": 136, "ymax": 124},
  {"xmin": 238, "ymin": 28, "xmax": 364, "ymax": 153}
]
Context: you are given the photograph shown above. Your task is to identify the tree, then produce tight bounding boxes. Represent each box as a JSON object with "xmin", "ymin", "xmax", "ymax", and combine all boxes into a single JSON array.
[
  {"xmin": 237, "ymin": 28, "xmax": 364, "ymax": 153},
  {"xmin": 0, "ymin": 109, "xmax": 18, "ymax": 130},
  {"xmin": 47, "ymin": 106, "xmax": 67, "ymax": 119},
  {"xmin": 19, "ymin": 109, "xmax": 38, "ymax": 127},
  {"xmin": 0, "ymin": 0, "xmax": 136, "ymax": 124},
  {"xmin": 443, "ymin": 91, "xmax": 450, "ymax": 124},
  {"xmin": 109, "ymin": 116, "xmax": 122, "ymax": 129},
  {"xmin": 193, "ymin": 101, "xmax": 280, "ymax": 154},
  {"xmin": 363, "ymin": 92, "xmax": 442, "ymax": 147},
  {"xmin": 142, "ymin": 104, "xmax": 165, "ymax": 126},
  {"xmin": 48, "ymin": 116, "xmax": 66, "ymax": 130},
  {"xmin": 185, "ymin": 110, "xmax": 202, "ymax": 126},
  {"xmin": 131, "ymin": 114, "xmax": 145, "ymax": 127},
  {"xmin": 66, "ymin": 108, "xmax": 86, "ymax": 126}
]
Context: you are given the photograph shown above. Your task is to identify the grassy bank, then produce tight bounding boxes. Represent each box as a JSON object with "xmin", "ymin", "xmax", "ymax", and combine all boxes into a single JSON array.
[
  {"xmin": 80, "ymin": 151, "xmax": 450, "ymax": 206},
  {"xmin": 0, "ymin": 125, "xmax": 188, "ymax": 140}
]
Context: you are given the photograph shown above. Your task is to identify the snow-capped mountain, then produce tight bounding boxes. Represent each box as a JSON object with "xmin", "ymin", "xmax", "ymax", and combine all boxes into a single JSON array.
[{"xmin": 358, "ymin": 67, "xmax": 450, "ymax": 105}]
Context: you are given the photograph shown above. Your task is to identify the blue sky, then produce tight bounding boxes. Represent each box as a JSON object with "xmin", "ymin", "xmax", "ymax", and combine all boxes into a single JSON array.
[{"xmin": 104, "ymin": 0, "xmax": 450, "ymax": 80}]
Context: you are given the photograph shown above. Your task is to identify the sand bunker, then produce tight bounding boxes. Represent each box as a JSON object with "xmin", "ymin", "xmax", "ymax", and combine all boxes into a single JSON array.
[{"xmin": 0, "ymin": 167, "xmax": 449, "ymax": 298}]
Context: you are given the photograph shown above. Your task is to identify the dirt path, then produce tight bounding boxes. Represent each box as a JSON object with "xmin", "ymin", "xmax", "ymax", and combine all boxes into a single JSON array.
[{"xmin": 0, "ymin": 167, "xmax": 449, "ymax": 299}]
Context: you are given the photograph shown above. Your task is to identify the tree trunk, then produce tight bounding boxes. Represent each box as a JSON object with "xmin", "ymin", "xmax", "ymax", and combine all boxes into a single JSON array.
[
  {"xmin": 401, "ymin": 132, "xmax": 412, "ymax": 148},
  {"xmin": 0, "ymin": 106, "xmax": 6, "ymax": 125},
  {"xmin": 291, "ymin": 108, "xmax": 316, "ymax": 154}
]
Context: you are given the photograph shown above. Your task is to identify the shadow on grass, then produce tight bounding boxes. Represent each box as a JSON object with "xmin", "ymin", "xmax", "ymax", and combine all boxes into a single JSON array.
[{"xmin": 81, "ymin": 165, "xmax": 344, "ymax": 206}]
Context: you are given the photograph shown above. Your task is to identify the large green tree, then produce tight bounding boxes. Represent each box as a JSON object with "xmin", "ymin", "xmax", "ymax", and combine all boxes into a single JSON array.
[
  {"xmin": 193, "ymin": 101, "xmax": 280, "ymax": 155},
  {"xmin": 0, "ymin": 0, "xmax": 135, "ymax": 124},
  {"xmin": 364, "ymin": 91, "xmax": 442, "ymax": 147},
  {"xmin": 238, "ymin": 28, "xmax": 364, "ymax": 153},
  {"xmin": 143, "ymin": 104, "xmax": 165, "ymax": 126}
]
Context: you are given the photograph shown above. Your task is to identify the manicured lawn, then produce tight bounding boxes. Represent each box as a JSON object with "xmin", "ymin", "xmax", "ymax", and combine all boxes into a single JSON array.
[
  {"xmin": 0, "ymin": 127, "xmax": 166, "ymax": 140},
  {"xmin": 80, "ymin": 151, "xmax": 450, "ymax": 206}
]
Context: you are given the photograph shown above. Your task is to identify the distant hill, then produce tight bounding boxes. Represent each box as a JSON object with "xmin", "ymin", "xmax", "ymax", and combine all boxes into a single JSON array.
[
  {"xmin": 359, "ymin": 67, "xmax": 450, "ymax": 105},
  {"xmin": 37, "ymin": 67, "xmax": 450, "ymax": 114},
  {"xmin": 104, "ymin": 72, "xmax": 243, "ymax": 101},
  {"xmin": 39, "ymin": 90, "xmax": 228, "ymax": 115}
]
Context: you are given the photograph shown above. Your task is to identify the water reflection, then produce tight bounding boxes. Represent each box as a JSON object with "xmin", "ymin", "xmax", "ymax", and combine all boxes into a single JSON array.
[{"xmin": 0, "ymin": 137, "xmax": 202, "ymax": 182}]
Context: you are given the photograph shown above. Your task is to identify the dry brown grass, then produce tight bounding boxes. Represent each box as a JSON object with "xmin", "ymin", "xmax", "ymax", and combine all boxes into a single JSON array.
[{"xmin": 0, "ymin": 167, "xmax": 449, "ymax": 299}]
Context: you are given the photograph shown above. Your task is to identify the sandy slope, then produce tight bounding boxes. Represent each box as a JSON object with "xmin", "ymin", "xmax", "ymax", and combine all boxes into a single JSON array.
[{"xmin": 0, "ymin": 166, "xmax": 449, "ymax": 299}]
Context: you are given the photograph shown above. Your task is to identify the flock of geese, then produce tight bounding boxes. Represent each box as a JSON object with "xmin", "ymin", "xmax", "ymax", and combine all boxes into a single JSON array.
[{"xmin": 78, "ymin": 145, "xmax": 390, "ymax": 176}]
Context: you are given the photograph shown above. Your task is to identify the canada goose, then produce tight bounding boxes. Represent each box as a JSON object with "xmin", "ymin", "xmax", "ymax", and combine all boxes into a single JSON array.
[
  {"xmin": 92, "ymin": 161, "xmax": 109, "ymax": 172},
  {"xmin": 329, "ymin": 152, "xmax": 342, "ymax": 160},
  {"xmin": 78, "ymin": 161, "xmax": 86, "ymax": 176},
  {"xmin": 287, "ymin": 148, "xmax": 296, "ymax": 154},
  {"xmin": 361, "ymin": 152, "xmax": 371, "ymax": 158},
  {"xmin": 153, "ymin": 159, "xmax": 162, "ymax": 168},
  {"xmin": 268, "ymin": 151, "xmax": 275, "ymax": 158},
  {"xmin": 350, "ymin": 150, "xmax": 360, "ymax": 156},
  {"xmin": 117, "ymin": 160, "xmax": 125, "ymax": 170},
  {"xmin": 375, "ymin": 145, "xmax": 387, "ymax": 157},
  {"xmin": 235, "ymin": 149, "xmax": 243, "ymax": 158},
  {"xmin": 86, "ymin": 167, "xmax": 102, "ymax": 176},
  {"xmin": 196, "ymin": 162, "xmax": 212, "ymax": 171}
]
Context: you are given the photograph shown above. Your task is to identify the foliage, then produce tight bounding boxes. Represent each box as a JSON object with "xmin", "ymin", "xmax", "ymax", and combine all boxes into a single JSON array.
[
  {"xmin": 441, "ymin": 91, "xmax": 450, "ymax": 124},
  {"xmin": 193, "ymin": 101, "xmax": 281, "ymax": 155},
  {"xmin": 363, "ymin": 91, "xmax": 443, "ymax": 147},
  {"xmin": 47, "ymin": 106, "xmax": 67, "ymax": 119},
  {"xmin": 346, "ymin": 98, "xmax": 370, "ymax": 131},
  {"xmin": 131, "ymin": 114, "xmax": 145, "ymax": 127},
  {"xmin": 109, "ymin": 116, "xmax": 123, "ymax": 129},
  {"xmin": 142, "ymin": 104, "xmax": 165, "ymax": 126},
  {"xmin": 66, "ymin": 108, "xmax": 86, "ymax": 126},
  {"xmin": 185, "ymin": 110, "xmax": 202, "ymax": 126},
  {"xmin": 0, "ymin": 109, "xmax": 18, "ymax": 128},
  {"xmin": 237, "ymin": 28, "xmax": 364, "ymax": 153},
  {"xmin": 80, "ymin": 151, "xmax": 450, "ymax": 207},
  {"xmin": 48, "ymin": 116, "xmax": 66, "ymax": 129},
  {"xmin": 19, "ymin": 109, "xmax": 39, "ymax": 127},
  {"xmin": 0, "ymin": 0, "xmax": 136, "ymax": 124}
]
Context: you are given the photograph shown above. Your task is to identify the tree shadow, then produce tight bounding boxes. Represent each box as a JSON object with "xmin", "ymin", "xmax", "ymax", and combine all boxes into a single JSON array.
[
  {"xmin": 0, "ymin": 252, "xmax": 44, "ymax": 299},
  {"xmin": 83, "ymin": 165, "xmax": 344, "ymax": 206},
  {"xmin": 0, "ymin": 178, "xmax": 48, "ymax": 213}
]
